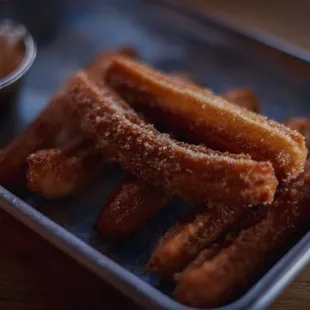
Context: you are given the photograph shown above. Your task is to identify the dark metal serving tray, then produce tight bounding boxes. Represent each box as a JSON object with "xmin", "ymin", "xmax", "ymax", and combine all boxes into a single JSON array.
[{"xmin": 1, "ymin": 0, "xmax": 310, "ymax": 309}]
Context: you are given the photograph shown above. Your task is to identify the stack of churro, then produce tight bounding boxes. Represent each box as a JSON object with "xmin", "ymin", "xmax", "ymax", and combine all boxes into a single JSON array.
[{"xmin": 1, "ymin": 47, "xmax": 309, "ymax": 307}]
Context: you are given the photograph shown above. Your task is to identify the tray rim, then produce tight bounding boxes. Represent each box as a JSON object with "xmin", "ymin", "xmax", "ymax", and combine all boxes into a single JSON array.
[
  {"xmin": 1, "ymin": 1, "xmax": 310, "ymax": 309},
  {"xmin": 1, "ymin": 184, "xmax": 310, "ymax": 310}
]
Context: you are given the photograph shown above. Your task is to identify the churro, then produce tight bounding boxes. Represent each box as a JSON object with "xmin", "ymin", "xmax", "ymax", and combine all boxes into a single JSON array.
[
  {"xmin": 69, "ymin": 72, "xmax": 277, "ymax": 206},
  {"xmin": 27, "ymin": 137, "xmax": 105, "ymax": 199},
  {"xmin": 147, "ymin": 202, "xmax": 247, "ymax": 277},
  {"xmin": 106, "ymin": 56, "xmax": 306, "ymax": 179},
  {"xmin": 97, "ymin": 176, "xmax": 169, "ymax": 238}
]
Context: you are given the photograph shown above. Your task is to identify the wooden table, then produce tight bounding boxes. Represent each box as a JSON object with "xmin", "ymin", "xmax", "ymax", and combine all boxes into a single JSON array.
[
  {"xmin": 0, "ymin": 210, "xmax": 141, "ymax": 310},
  {"xmin": 1, "ymin": 209, "xmax": 309, "ymax": 310}
]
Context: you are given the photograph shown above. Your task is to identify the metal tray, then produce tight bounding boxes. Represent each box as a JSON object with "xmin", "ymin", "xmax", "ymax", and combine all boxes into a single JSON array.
[{"xmin": 1, "ymin": 0, "xmax": 310, "ymax": 309}]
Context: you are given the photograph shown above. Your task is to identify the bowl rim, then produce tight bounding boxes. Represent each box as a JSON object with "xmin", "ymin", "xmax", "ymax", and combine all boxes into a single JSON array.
[{"xmin": 0, "ymin": 22, "xmax": 37, "ymax": 90}]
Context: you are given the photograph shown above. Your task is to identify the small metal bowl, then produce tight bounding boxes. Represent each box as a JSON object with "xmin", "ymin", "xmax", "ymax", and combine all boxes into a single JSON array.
[{"xmin": 0, "ymin": 21, "xmax": 36, "ymax": 113}]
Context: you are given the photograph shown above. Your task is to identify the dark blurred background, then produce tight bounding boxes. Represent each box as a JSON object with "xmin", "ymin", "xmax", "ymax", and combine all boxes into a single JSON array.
[
  {"xmin": 1, "ymin": 0, "xmax": 310, "ymax": 50},
  {"xmin": 180, "ymin": 0, "xmax": 310, "ymax": 51}
]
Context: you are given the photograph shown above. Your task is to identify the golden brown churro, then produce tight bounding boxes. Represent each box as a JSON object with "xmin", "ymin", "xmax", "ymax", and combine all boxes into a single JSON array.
[
  {"xmin": 286, "ymin": 117, "xmax": 310, "ymax": 152},
  {"xmin": 106, "ymin": 56, "xmax": 306, "ymax": 179},
  {"xmin": 147, "ymin": 202, "xmax": 247, "ymax": 277},
  {"xmin": 69, "ymin": 72, "xmax": 277, "ymax": 206},
  {"xmin": 174, "ymin": 162, "xmax": 310, "ymax": 307},
  {"xmin": 0, "ymin": 47, "xmax": 136, "ymax": 189},
  {"xmin": 27, "ymin": 138, "xmax": 105, "ymax": 199},
  {"xmin": 97, "ymin": 176, "xmax": 169, "ymax": 238}
]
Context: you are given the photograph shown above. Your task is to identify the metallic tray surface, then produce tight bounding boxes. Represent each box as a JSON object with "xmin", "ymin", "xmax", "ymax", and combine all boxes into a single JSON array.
[{"xmin": 1, "ymin": 0, "xmax": 310, "ymax": 309}]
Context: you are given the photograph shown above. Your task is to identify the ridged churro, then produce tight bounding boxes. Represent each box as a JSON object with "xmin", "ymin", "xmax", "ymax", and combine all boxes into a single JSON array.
[
  {"xmin": 27, "ymin": 138, "xmax": 105, "ymax": 199},
  {"xmin": 147, "ymin": 202, "xmax": 247, "ymax": 277},
  {"xmin": 174, "ymin": 162, "xmax": 310, "ymax": 307},
  {"xmin": 106, "ymin": 56, "xmax": 306, "ymax": 179},
  {"xmin": 0, "ymin": 47, "xmax": 136, "ymax": 189},
  {"xmin": 69, "ymin": 72, "xmax": 277, "ymax": 206},
  {"xmin": 97, "ymin": 176, "xmax": 169, "ymax": 238}
]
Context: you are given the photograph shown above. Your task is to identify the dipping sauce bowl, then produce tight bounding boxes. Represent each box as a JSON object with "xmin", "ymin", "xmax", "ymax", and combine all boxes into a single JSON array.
[{"xmin": 0, "ymin": 20, "xmax": 36, "ymax": 114}]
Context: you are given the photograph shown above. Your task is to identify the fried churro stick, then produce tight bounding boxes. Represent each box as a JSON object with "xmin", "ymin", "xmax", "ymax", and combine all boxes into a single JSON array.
[
  {"xmin": 27, "ymin": 138, "xmax": 105, "ymax": 199},
  {"xmin": 174, "ymin": 162, "xmax": 310, "ymax": 307},
  {"xmin": 147, "ymin": 202, "xmax": 247, "ymax": 277},
  {"xmin": 96, "ymin": 86, "xmax": 260, "ymax": 238},
  {"xmin": 286, "ymin": 117, "xmax": 310, "ymax": 152},
  {"xmin": 176, "ymin": 203, "xmax": 268, "ymax": 280},
  {"xmin": 106, "ymin": 56, "xmax": 306, "ymax": 179},
  {"xmin": 0, "ymin": 47, "xmax": 136, "ymax": 189},
  {"xmin": 97, "ymin": 176, "xmax": 169, "ymax": 238},
  {"xmin": 69, "ymin": 72, "xmax": 277, "ymax": 206}
]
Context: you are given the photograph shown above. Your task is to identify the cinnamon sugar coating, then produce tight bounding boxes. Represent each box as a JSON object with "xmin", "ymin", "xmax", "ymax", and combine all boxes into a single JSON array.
[
  {"xmin": 106, "ymin": 56, "xmax": 306, "ymax": 179},
  {"xmin": 69, "ymin": 72, "xmax": 277, "ymax": 206},
  {"xmin": 27, "ymin": 138, "xmax": 105, "ymax": 199}
]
